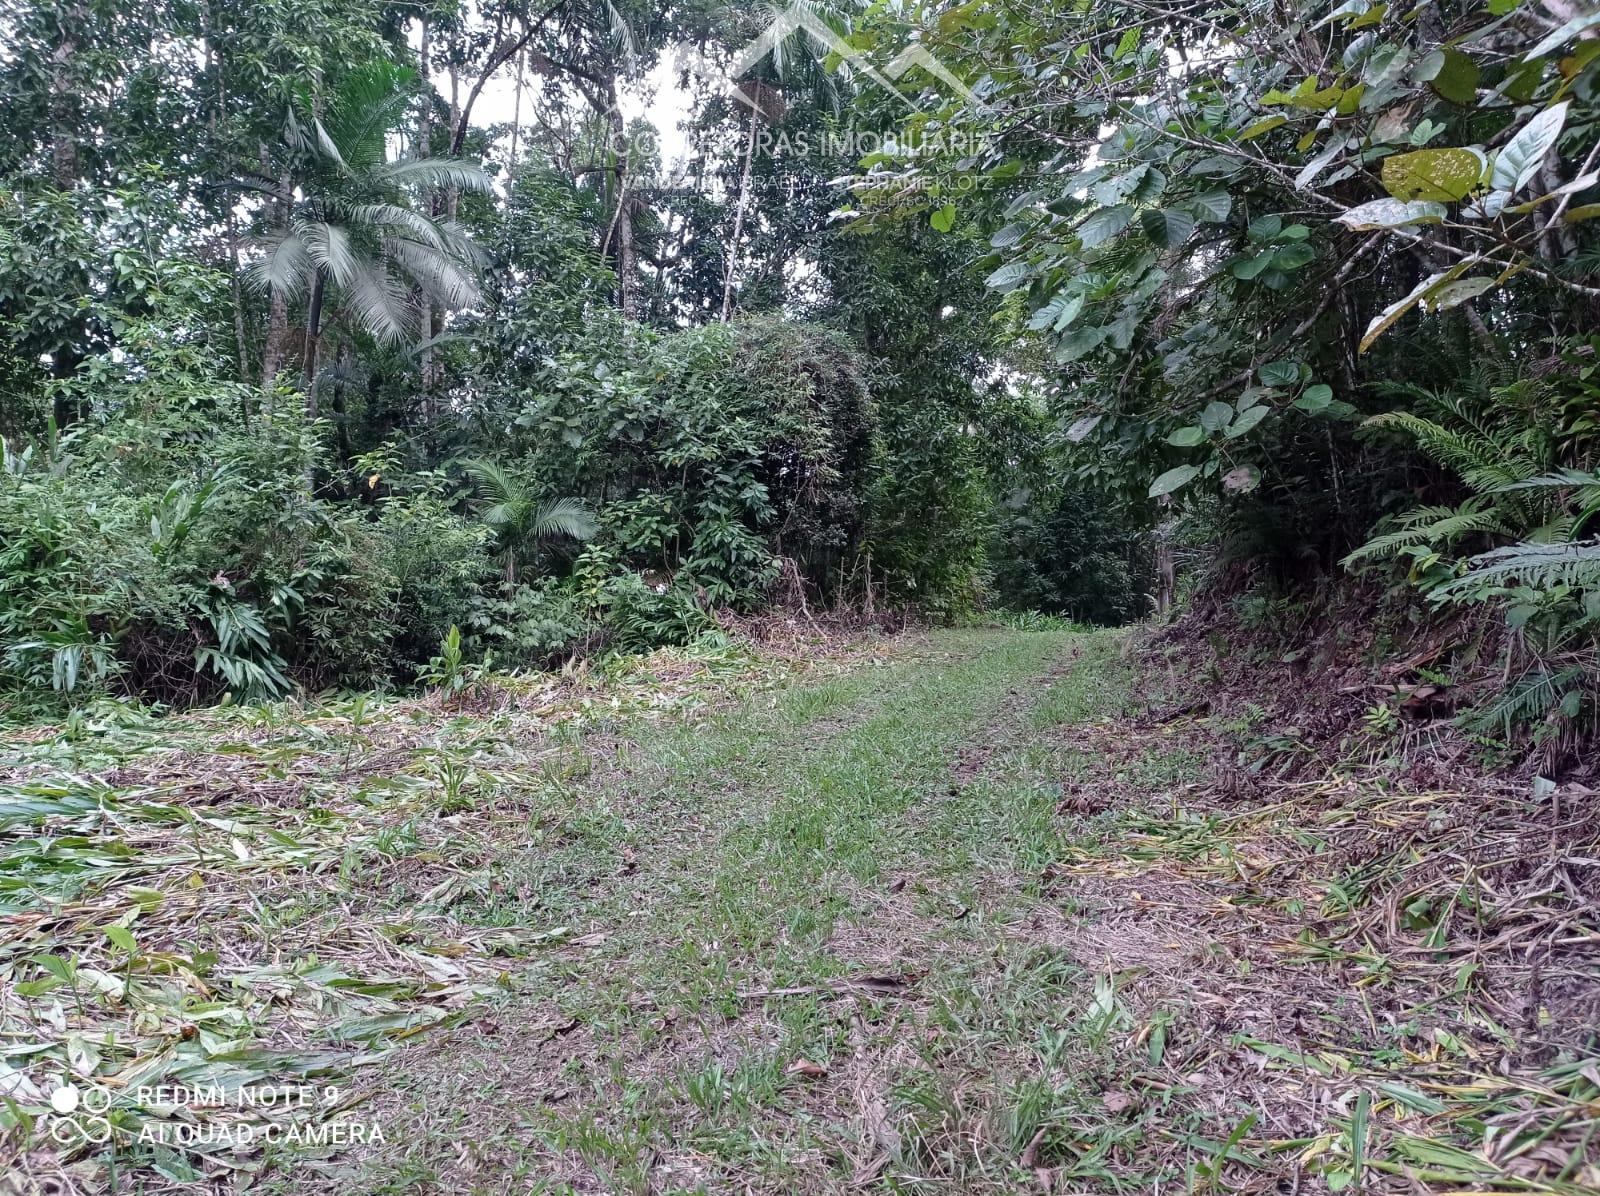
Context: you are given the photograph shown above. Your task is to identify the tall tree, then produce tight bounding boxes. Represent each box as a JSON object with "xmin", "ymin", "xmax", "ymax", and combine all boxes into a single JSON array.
[{"xmin": 250, "ymin": 62, "xmax": 490, "ymax": 407}]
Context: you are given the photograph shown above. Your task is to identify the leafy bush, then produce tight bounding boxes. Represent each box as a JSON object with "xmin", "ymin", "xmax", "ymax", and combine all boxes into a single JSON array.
[
  {"xmin": 466, "ymin": 579, "xmax": 597, "ymax": 667},
  {"xmin": 375, "ymin": 493, "xmax": 494, "ymax": 673},
  {"xmin": 989, "ymin": 486, "xmax": 1150, "ymax": 626}
]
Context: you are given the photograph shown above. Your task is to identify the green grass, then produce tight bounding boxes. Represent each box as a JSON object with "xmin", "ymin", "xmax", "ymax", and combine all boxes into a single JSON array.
[{"xmin": 6, "ymin": 626, "xmax": 1595, "ymax": 1195}]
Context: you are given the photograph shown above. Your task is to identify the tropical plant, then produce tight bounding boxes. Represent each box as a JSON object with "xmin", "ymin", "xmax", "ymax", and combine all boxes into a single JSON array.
[
  {"xmin": 249, "ymin": 61, "xmax": 490, "ymax": 389},
  {"xmin": 1344, "ymin": 374, "xmax": 1571, "ymax": 590},
  {"xmin": 463, "ymin": 459, "xmax": 597, "ymax": 584}
]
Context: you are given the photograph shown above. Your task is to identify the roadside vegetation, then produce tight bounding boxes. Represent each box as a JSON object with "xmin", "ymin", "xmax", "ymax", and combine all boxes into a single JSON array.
[{"xmin": 3, "ymin": 0, "xmax": 1600, "ymax": 1190}]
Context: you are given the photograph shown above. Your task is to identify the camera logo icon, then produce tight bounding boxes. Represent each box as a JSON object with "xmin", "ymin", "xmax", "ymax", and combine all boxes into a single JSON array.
[{"xmin": 44, "ymin": 1079, "xmax": 115, "ymax": 1146}]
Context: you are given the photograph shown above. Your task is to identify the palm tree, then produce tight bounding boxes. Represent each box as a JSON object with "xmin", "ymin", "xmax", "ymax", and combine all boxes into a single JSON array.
[
  {"xmin": 464, "ymin": 460, "xmax": 598, "ymax": 584},
  {"xmin": 250, "ymin": 61, "xmax": 491, "ymax": 397}
]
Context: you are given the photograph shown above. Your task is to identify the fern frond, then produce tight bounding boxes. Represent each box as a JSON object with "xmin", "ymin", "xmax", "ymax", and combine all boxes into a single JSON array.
[
  {"xmin": 1461, "ymin": 665, "xmax": 1585, "ymax": 735},
  {"xmin": 1342, "ymin": 502, "xmax": 1504, "ymax": 565},
  {"xmin": 1438, "ymin": 539, "xmax": 1600, "ymax": 596}
]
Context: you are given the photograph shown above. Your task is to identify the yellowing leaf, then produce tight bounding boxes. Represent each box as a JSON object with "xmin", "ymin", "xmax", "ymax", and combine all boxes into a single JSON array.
[
  {"xmin": 1380, "ymin": 148, "xmax": 1486, "ymax": 202},
  {"xmin": 1359, "ymin": 261, "xmax": 1475, "ymax": 353},
  {"xmin": 1239, "ymin": 115, "xmax": 1287, "ymax": 140}
]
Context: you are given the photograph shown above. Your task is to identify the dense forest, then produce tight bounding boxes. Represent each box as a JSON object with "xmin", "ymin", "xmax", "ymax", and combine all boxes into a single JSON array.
[
  {"xmin": 3, "ymin": 0, "xmax": 1599, "ymax": 767},
  {"xmin": 3, "ymin": 1, "xmax": 1600, "ymax": 1191}
]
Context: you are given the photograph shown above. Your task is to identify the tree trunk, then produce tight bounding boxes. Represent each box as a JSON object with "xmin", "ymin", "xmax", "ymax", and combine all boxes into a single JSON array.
[
  {"xmin": 302, "ymin": 267, "xmax": 326, "ymax": 406},
  {"xmin": 227, "ymin": 212, "xmax": 251, "ymax": 392},
  {"xmin": 509, "ymin": 48, "xmax": 526, "ymax": 176},
  {"xmin": 261, "ymin": 152, "xmax": 292, "ymax": 383},
  {"xmin": 330, "ymin": 339, "xmax": 353, "ymax": 462},
  {"xmin": 418, "ymin": 16, "xmax": 437, "ymax": 409},
  {"xmin": 48, "ymin": 2, "xmax": 87, "ymax": 188},
  {"xmin": 721, "ymin": 104, "xmax": 762, "ymax": 323},
  {"xmin": 599, "ymin": 85, "xmax": 639, "ymax": 319}
]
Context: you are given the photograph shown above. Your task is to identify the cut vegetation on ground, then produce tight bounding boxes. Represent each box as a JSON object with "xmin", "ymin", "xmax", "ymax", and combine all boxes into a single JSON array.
[{"xmin": 3, "ymin": 628, "xmax": 1597, "ymax": 1194}]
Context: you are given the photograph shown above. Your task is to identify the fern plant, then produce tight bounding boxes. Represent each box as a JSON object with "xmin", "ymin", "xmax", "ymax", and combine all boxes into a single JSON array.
[
  {"xmin": 1347, "ymin": 371, "xmax": 1600, "ymax": 753},
  {"xmin": 1344, "ymin": 375, "xmax": 1568, "ymax": 586}
]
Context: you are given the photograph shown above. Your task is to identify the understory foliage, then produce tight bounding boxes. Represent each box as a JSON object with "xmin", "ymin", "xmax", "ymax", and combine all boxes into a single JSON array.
[
  {"xmin": 3, "ymin": 0, "xmax": 1598, "ymax": 764},
  {"xmin": 836, "ymin": 0, "xmax": 1600, "ymax": 765}
]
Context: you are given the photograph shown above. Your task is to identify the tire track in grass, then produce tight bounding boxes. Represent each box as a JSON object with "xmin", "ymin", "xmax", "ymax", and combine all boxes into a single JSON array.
[{"xmin": 337, "ymin": 628, "xmax": 1088, "ymax": 1195}]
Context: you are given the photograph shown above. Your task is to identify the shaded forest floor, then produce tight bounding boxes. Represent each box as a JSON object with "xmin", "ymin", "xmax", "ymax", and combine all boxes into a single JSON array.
[{"xmin": 2, "ymin": 628, "xmax": 1597, "ymax": 1194}]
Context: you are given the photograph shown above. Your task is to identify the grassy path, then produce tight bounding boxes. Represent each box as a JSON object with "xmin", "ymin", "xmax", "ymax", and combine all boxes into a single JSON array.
[
  {"xmin": 7, "ymin": 628, "xmax": 1594, "ymax": 1194},
  {"xmin": 351, "ymin": 626, "xmax": 1598, "ymax": 1196},
  {"xmin": 348, "ymin": 627, "xmax": 1136, "ymax": 1193}
]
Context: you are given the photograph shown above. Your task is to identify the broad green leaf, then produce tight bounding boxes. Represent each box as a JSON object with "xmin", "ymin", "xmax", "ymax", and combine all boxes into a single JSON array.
[
  {"xmin": 1524, "ymin": 14, "xmax": 1600, "ymax": 60},
  {"xmin": 1028, "ymin": 292, "xmax": 1085, "ymax": 331},
  {"xmin": 1053, "ymin": 294, "xmax": 1087, "ymax": 330},
  {"xmin": 1239, "ymin": 115, "xmax": 1287, "ymax": 140},
  {"xmin": 1422, "ymin": 48, "xmax": 1478, "ymax": 104},
  {"xmin": 1231, "ymin": 252, "xmax": 1273, "ymax": 280},
  {"xmin": 1065, "ymin": 414, "xmax": 1102, "ymax": 442},
  {"xmin": 1247, "ymin": 214, "xmax": 1283, "ymax": 241},
  {"xmin": 1188, "ymin": 191, "xmax": 1233, "ymax": 222},
  {"xmin": 1259, "ymin": 360, "xmax": 1301, "ymax": 387},
  {"xmin": 990, "ymin": 221, "xmax": 1024, "ymax": 247},
  {"xmin": 1349, "ymin": 4, "xmax": 1386, "ymax": 28},
  {"xmin": 985, "ymin": 261, "xmax": 1031, "ymax": 290},
  {"xmin": 1201, "ymin": 400, "xmax": 1235, "ymax": 432},
  {"xmin": 106, "ymin": 926, "xmax": 137, "ymax": 952},
  {"xmin": 1380, "ymin": 147, "xmax": 1486, "ymax": 201},
  {"xmin": 1295, "ymin": 135, "xmax": 1348, "ymax": 190},
  {"xmin": 930, "ymin": 203, "xmax": 957, "ymax": 233},
  {"xmin": 1423, "ymin": 276, "xmax": 1495, "ymax": 310},
  {"xmin": 1168, "ymin": 426, "xmax": 1206, "ymax": 446},
  {"xmin": 1226, "ymin": 405, "xmax": 1270, "ymax": 438},
  {"xmin": 1054, "ymin": 327, "xmax": 1106, "ymax": 361},
  {"xmin": 1336, "ymin": 198, "xmax": 1448, "ymax": 230},
  {"xmin": 1093, "ymin": 166, "xmax": 1148, "ymax": 206},
  {"xmin": 1149, "ymin": 464, "xmax": 1201, "ymax": 497},
  {"xmin": 1315, "ymin": 0, "xmax": 1372, "ymax": 25},
  {"xmin": 1141, "ymin": 206, "xmax": 1197, "ymax": 248},
  {"xmin": 1296, "ymin": 384, "xmax": 1334, "ymax": 411},
  {"xmin": 1273, "ymin": 242, "xmax": 1316, "ymax": 270},
  {"xmin": 1491, "ymin": 103, "xmax": 1569, "ymax": 194},
  {"xmin": 1078, "ymin": 205, "xmax": 1134, "ymax": 248}
]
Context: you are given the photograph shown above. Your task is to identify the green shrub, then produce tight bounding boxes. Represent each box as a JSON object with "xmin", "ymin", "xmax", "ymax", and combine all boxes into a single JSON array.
[
  {"xmin": 376, "ymin": 494, "xmax": 494, "ymax": 672},
  {"xmin": 466, "ymin": 579, "xmax": 597, "ymax": 667}
]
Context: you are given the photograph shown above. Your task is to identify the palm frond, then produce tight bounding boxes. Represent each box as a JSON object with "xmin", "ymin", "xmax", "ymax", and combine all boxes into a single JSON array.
[
  {"xmin": 345, "ymin": 203, "xmax": 448, "ymax": 249},
  {"xmin": 533, "ymin": 497, "xmax": 598, "ymax": 543},
  {"xmin": 245, "ymin": 231, "xmax": 312, "ymax": 298},
  {"xmin": 377, "ymin": 157, "xmax": 492, "ymax": 194},
  {"xmin": 324, "ymin": 60, "xmax": 418, "ymax": 174},
  {"xmin": 341, "ymin": 263, "xmax": 415, "ymax": 344},
  {"xmin": 463, "ymin": 459, "xmax": 519, "ymax": 506},
  {"xmin": 383, "ymin": 236, "xmax": 481, "ymax": 309},
  {"xmin": 295, "ymin": 219, "xmax": 363, "ymax": 288}
]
